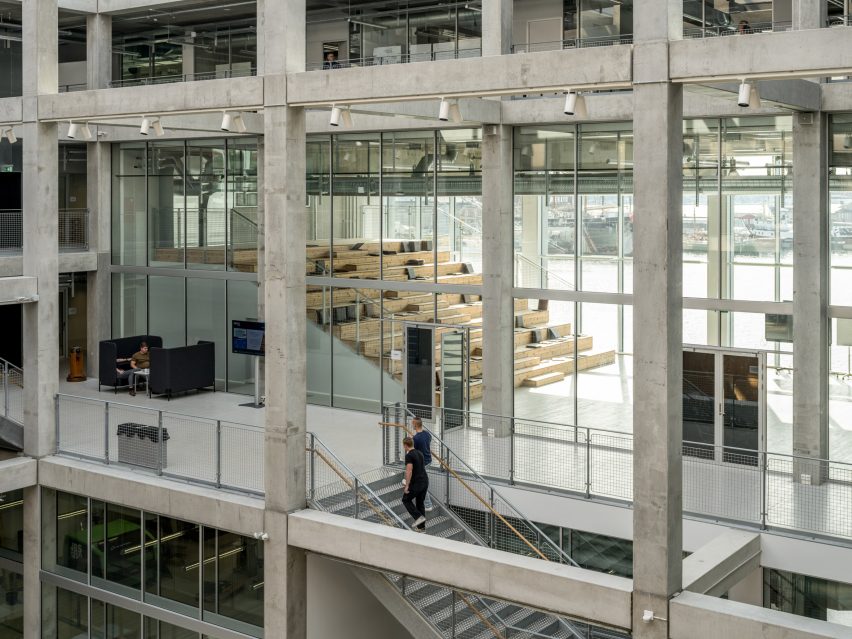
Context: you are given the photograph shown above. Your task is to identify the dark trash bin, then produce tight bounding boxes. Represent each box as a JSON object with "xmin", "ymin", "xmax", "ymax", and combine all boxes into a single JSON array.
[{"xmin": 116, "ymin": 422, "xmax": 169, "ymax": 469}]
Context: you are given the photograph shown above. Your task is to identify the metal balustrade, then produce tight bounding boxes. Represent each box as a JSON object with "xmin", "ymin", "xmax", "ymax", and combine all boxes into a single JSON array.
[
  {"xmin": 109, "ymin": 67, "xmax": 256, "ymax": 88},
  {"xmin": 308, "ymin": 431, "xmax": 623, "ymax": 639},
  {"xmin": 1, "ymin": 358, "xmax": 23, "ymax": 425},
  {"xmin": 0, "ymin": 209, "xmax": 89, "ymax": 254},
  {"xmin": 305, "ymin": 48, "xmax": 482, "ymax": 71},
  {"xmin": 385, "ymin": 402, "xmax": 852, "ymax": 542},
  {"xmin": 511, "ymin": 36, "xmax": 632, "ymax": 54},
  {"xmin": 55, "ymin": 393, "xmax": 263, "ymax": 495}
]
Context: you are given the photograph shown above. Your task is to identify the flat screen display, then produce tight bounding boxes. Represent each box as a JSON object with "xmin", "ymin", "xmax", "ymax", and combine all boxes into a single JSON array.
[{"xmin": 232, "ymin": 320, "xmax": 265, "ymax": 356}]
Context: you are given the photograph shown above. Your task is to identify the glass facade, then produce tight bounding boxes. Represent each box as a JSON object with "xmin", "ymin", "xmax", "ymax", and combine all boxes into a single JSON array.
[
  {"xmin": 765, "ymin": 569, "xmax": 852, "ymax": 628},
  {"xmin": 42, "ymin": 489, "xmax": 264, "ymax": 637},
  {"xmin": 111, "ymin": 137, "xmax": 259, "ymax": 394},
  {"xmin": 306, "ymin": 129, "xmax": 482, "ymax": 413}
]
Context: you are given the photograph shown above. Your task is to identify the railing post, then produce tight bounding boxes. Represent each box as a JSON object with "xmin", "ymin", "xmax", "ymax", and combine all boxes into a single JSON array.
[
  {"xmin": 451, "ymin": 590, "xmax": 457, "ymax": 638},
  {"xmin": 3, "ymin": 361, "xmax": 8, "ymax": 418},
  {"xmin": 509, "ymin": 416, "xmax": 515, "ymax": 485},
  {"xmin": 760, "ymin": 450, "xmax": 768, "ymax": 530},
  {"xmin": 488, "ymin": 487, "xmax": 495, "ymax": 549},
  {"xmin": 101, "ymin": 402, "xmax": 110, "ymax": 464},
  {"xmin": 157, "ymin": 411, "xmax": 164, "ymax": 476},
  {"xmin": 444, "ymin": 443, "xmax": 451, "ymax": 506},
  {"xmin": 354, "ymin": 478, "xmax": 360, "ymax": 519},
  {"xmin": 215, "ymin": 420, "xmax": 222, "ymax": 489},
  {"xmin": 54, "ymin": 395, "xmax": 60, "ymax": 453},
  {"xmin": 309, "ymin": 433, "xmax": 316, "ymax": 501},
  {"xmin": 585, "ymin": 428, "xmax": 592, "ymax": 499}
]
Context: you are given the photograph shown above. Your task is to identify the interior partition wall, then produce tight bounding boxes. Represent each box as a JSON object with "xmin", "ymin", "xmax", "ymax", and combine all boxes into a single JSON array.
[{"xmin": 306, "ymin": 129, "xmax": 483, "ymax": 412}]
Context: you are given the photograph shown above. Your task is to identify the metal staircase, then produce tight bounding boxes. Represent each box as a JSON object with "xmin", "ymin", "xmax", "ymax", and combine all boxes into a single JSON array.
[{"xmin": 306, "ymin": 432, "xmax": 628, "ymax": 639}]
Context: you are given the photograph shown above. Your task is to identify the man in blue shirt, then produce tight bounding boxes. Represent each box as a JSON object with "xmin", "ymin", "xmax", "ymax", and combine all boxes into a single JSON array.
[{"xmin": 412, "ymin": 417, "xmax": 434, "ymax": 511}]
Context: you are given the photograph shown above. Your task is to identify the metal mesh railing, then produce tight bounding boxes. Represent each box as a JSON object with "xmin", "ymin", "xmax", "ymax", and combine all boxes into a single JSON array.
[
  {"xmin": 0, "ymin": 210, "xmax": 22, "ymax": 254},
  {"xmin": 55, "ymin": 393, "xmax": 263, "ymax": 495},
  {"xmin": 59, "ymin": 209, "xmax": 89, "ymax": 251},
  {"xmin": 0, "ymin": 209, "xmax": 89, "ymax": 253},
  {"xmin": 386, "ymin": 402, "xmax": 852, "ymax": 542},
  {"xmin": 305, "ymin": 48, "xmax": 482, "ymax": 71},
  {"xmin": 109, "ymin": 67, "xmax": 256, "ymax": 88},
  {"xmin": 511, "ymin": 35, "xmax": 632, "ymax": 53},
  {"xmin": 683, "ymin": 21, "xmax": 792, "ymax": 39},
  {"xmin": 1, "ymin": 358, "xmax": 23, "ymax": 424}
]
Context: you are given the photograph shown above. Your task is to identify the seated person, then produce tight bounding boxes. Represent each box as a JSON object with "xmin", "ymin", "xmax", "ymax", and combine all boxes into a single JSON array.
[{"xmin": 116, "ymin": 341, "xmax": 150, "ymax": 396}]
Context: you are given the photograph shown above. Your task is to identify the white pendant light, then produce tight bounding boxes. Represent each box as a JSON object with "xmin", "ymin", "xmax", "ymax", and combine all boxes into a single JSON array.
[
  {"xmin": 140, "ymin": 116, "xmax": 151, "ymax": 135},
  {"xmin": 330, "ymin": 105, "xmax": 342, "ymax": 127},
  {"xmin": 221, "ymin": 111, "xmax": 234, "ymax": 131},
  {"xmin": 151, "ymin": 119, "xmax": 165, "ymax": 137},
  {"xmin": 738, "ymin": 81, "xmax": 752, "ymax": 107},
  {"xmin": 439, "ymin": 97, "xmax": 451, "ymax": 122},
  {"xmin": 233, "ymin": 114, "xmax": 247, "ymax": 134},
  {"xmin": 67, "ymin": 121, "xmax": 80, "ymax": 139},
  {"xmin": 3, "ymin": 127, "xmax": 16, "ymax": 144}
]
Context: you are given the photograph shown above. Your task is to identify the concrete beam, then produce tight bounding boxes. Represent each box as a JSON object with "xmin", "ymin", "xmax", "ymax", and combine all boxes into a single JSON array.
[
  {"xmin": 820, "ymin": 82, "xmax": 852, "ymax": 112},
  {"xmin": 0, "ymin": 254, "xmax": 98, "ymax": 278},
  {"xmin": 39, "ymin": 456, "xmax": 265, "ymax": 535},
  {"xmin": 670, "ymin": 591, "xmax": 852, "ymax": 639},
  {"xmin": 682, "ymin": 530, "xmax": 761, "ymax": 597},
  {"xmin": 0, "ymin": 457, "xmax": 37, "ymax": 491},
  {"xmin": 286, "ymin": 46, "xmax": 633, "ymax": 106},
  {"xmin": 0, "ymin": 97, "xmax": 23, "ymax": 124},
  {"xmin": 690, "ymin": 79, "xmax": 821, "ymax": 112},
  {"xmin": 0, "ymin": 276, "xmax": 38, "ymax": 304},
  {"xmin": 671, "ymin": 29, "xmax": 852, "ymax": 82},
  {"xmin": 38, "ymin": 76, "xmax": 264, "ymax": 121},
  {"xmin": 288, "ymin": 510, "xmax": 634, "ymax": 630}
]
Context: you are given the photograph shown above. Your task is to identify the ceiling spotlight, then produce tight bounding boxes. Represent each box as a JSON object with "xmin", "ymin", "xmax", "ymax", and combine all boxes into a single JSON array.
[
  {"xmin": 232, "ymin": 114, "xmax": 247, "ymax": 134},
  {"xmin": 564, "ymin": 91, "xmax": 587, "ymax": 118},
  {"xmin": 221, "ymin": 111, "xmax": 234, "ymax": 132},
  {"xmin": 738, "ymin": 80, "xmax": 760, "ymax": 108},
  {"xmin": 67, "ymin": 121, "xmax": 80, "ymax": 139},
  {"xmin": 140, "ymin": 116, "xmax": 151, "ymax": 135},
  {"xmin": 79, "ymin": 122, "xmax": 93, "ymax": 141},
  {"xmin": 439, "ymin": 97, "xmax": 450, "ymax": 122},
  {"xmin": 330, "ymin": 105, "xmax": 342, "ymax": 127},
  {"xmin": 3, "ymin": 127, "xmax": 16, "ymax": 144},
  {"xmin": 151, "ymin": 119, "xmax": 164, "ymax": 137}
]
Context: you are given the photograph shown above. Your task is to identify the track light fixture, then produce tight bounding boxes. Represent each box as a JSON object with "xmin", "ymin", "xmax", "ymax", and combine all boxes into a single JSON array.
[
  {"xmin": 330, "ymin": 105, "xmax": 353, "ymax": 128},
  {"xmin": 140, "ymin": 116, "xmax": 164, "ymax": 137},
  {"xmin": 68, "ymin": 121, "xmax": 92, "ymax": 141},
  {"xmin": 2, "ymin": 127, "xmax": 16, "ymax": 144},
  {"xmin": 221, "ymin": 111, "xmax": 233, "ymax": 131},
  {"xmin": 233, "ymin": 114, "xmax": 247, "ymax": 134},
  {"xmin": 563, "ymin": 90, "xmax": 587, "ymax": 118},
  {"xmin": 330, "ymin": 105, "xmax": 342, "ymax": 127},
  {"xmin": 439, "ymin": 97, "xmax": 451, "ymax": 122},
  {"xmin": 738, "ymin": 80, "xmax": 760, "ymax": 108}
]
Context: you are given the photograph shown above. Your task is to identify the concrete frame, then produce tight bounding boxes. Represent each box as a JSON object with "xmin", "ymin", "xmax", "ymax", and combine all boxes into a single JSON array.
[{"xmin": 5, "ymin": 1, "xmax": 852, "ymax": 638}]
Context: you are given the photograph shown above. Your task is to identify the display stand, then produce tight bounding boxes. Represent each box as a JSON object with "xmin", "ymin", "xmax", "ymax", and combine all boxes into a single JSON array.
[{"xmin": 240, "ymin": 357, "xmax": 264, "ymax": 408}]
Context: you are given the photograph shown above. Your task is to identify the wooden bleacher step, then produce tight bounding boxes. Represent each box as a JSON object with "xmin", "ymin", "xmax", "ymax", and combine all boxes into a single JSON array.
[{"xmin": 522, "ymin": 372, "xmax": 566, "ymax": 387}]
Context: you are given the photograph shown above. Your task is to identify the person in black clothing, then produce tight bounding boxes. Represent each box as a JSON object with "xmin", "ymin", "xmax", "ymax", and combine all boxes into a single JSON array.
[{"xmin": 401, "ymin": 436, "xmax": 428, "ymax": 531}]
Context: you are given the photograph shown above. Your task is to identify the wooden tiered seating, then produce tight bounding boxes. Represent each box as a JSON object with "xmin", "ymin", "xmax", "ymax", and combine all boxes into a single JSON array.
[{"xmin": 306, "ymin": 241, "xmax": 618, "ymax": 406}]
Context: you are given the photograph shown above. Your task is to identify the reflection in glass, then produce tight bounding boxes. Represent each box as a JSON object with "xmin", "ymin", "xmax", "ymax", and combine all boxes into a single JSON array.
[
  {"xmin": 111, "ymin": 274, "xmax": 148, "ymax": 338},
  {"xmin": 0, "ymin": 568, "xmax": 22, "ymax": 637},
  {"xmin": 203, "ymin": 530, "xmax": 264, "ymax": 631},
  {"xmin": 148, "ymin": 141, "xmax": 186, "ymax": 268},
  {"xmin": 112, "ymin": 143, "xmax": 148, "ymax": 266},
  {"xmin": 186, "ymin": 140, "xmax": 227, "ymax": 270},
  {"xmin": 55, "ymin": 491, "xmax": 88, "ymax": 577},
  {"xmin": 187, "ymin": 278, "xmax": 227, "ymax": 390},
  {"xmin": 91, "ymin": 501, "xmax": 142, "ymax": 594},
  {"xmin": 52, "ymin": 587, "xmax": 88, "ymax": 639},
  {"xmin": 0, "ymin": 488, "xmax": 23, "ymax": 560},
  {"xmin": 146, "ymin": 516, "xmax": 200, "ymax": 611},
  {"xmin": 148, "ymin": 276, "xmax": 186, "ymax": 348}
]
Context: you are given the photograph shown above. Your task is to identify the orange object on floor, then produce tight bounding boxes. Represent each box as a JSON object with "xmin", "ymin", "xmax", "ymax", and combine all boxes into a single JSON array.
[{"xmin": 66, "ymin": 346, "xmax": 86, "ymax": 382}]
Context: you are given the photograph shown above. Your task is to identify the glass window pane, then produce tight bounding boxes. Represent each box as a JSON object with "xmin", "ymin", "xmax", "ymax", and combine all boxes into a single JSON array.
[
  {"xmin": 437, "ymin": 129, "xmax": 482, "ymax": 275},
  {"xmin": 0, "ymin": 568, "xmax": 22, "ymax": 638},
  {"xmin": 306, "ymin": 284, "xmax": 331, "ymax": 407},
  {"xmin": 226, "ymin": 280, "xmax": 259, "ymax": 394},
  {"xmin": 0, "ymin": 488, "xmax": 23, "ymax": 560},
  {"xmin": 153, "ymin": 517, "xmax": 200, "ymax": 611},
  {"xmin": 112, "ymin": 143, "xmax": 147, "ymax": 266},
  {"xmin": 112, "ymin": 274, "xmax": 147, "ymax": 338},
  {"xmin": 830, "ymin": 115, "xmax": 852, "ymax": 305},
  {"xmin": 331, "ymin": 285, "xmax": 381, "ymax": 412},
  {"xmin": 92, "ymin": 502, "xmax": 142, "ymax": 594},
  {"xmin": 187, "ymin": 278, "xmax": 226, "ymax": 390},
  {"xmin": 227, "ymin": 139, "xmax": 259, "ymax": 273},
  {"xmin": 53, "ymin": 587, "xmax": 88, "ymax": 639},
  {"xmin": 186, "ymin": 140, "xmax": 226, "ymax": 270},
  {"xmin": 148, "ymin": 276, "xmax": 186, "ymax": 348},
  {"xmin": 148, "ymin": 141, "xmax": 186, "ymax": 267},
  {"xmin": 203, "ymin": 531, "xmax": 263, "ymax": 631},
  {"xmin": 55, "ymin": 491, "xmax": 88, "ymax": 578}
]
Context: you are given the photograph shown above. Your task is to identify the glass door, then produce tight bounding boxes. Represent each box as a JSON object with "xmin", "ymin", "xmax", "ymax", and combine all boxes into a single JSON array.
[
  {"xmin": 440, "ymin": 328, "xmax": 469, "ymax": 432},
  {"xmin": 683, "ymin": 346, "xmax": 765, "ymax": 465}
]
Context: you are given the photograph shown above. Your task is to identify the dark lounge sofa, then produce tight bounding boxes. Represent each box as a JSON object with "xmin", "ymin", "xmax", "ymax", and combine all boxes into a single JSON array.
[
  {"xmin": 98, "ymin": 335, "xmax": 163, "ymax": 392},
  {"xmin": 148, "ymin": 341, "xmax": 216, "ymax": 399}
]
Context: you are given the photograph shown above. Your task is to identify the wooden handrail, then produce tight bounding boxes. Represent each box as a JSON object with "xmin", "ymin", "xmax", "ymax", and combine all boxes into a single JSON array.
[
  {"xmin": 308, "ymin": 446, "xmax": 397, "ymax": 528},
  {"xmin": 379, "ymin": 421, "xmax": 549, "ymax": 561},
  {"xmin": 458, "ymin": 592, "xmax": 506, "ymax": 639}
]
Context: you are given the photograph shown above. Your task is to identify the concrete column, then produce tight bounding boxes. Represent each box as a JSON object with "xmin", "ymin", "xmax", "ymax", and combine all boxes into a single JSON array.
[
  {"xmin": 631, "ymin": 78, "xmax": 684, "ymax": 639},
  {"xmin": 86, "ymin": 14, "xmax": 112, "ymax": 90},
  {"xmin": 256, "ymin": 139, "xmax": 266, "ymax": 398},
  {"xmin": 257, "ymin": 0, "xmax": 306, "ymax": 75},
  {"xmin": 86, "ymin": 142, "xmax": 112, "ymax": 377},
  {"xmin": 792, "ymin": 1, "xmax": 827, "ymax": 30},
  {"xmin": 22, "ymin": 2, "xmax": 58, "ymax": 637},
  {"xmin": 792, "ymin": 112, "xmax": 829, "ymax": 483},
  {"xmin": 482, "ymin": 0, "xmax": 512, "ymax": 56},
  {"xmin": 263, "ymin": 104, "xmax": 308, "ymax": 638},
  {"xmin": 481, "ymin": 124, "xmax": 515, "ymax": 426}
]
